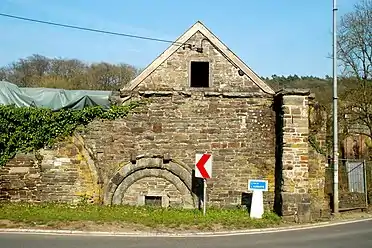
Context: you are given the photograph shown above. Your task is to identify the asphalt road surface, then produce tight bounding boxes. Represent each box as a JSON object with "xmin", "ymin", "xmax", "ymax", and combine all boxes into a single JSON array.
[{"xmin": 0, "ymin": 220, "xmax": 372, "ymax": 248}]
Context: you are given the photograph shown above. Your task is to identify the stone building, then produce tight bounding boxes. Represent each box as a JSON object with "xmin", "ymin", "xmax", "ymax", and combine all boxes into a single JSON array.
[{"xmin": 0, "ymin": 21, "xmax": 327, "ymax": 222}]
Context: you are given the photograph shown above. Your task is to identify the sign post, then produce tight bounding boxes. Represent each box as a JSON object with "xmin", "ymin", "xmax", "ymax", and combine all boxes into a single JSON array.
[
  {"xmin": 203, "ymin": 178, "xmax": 207, "ymax": 216},
  {"xmin": 195, "ymin": 153, "xmax": 212, "ymax": 216},
  {"xmin": 248, "ymin": 179, "xmax": 268, "ymax": 219}
]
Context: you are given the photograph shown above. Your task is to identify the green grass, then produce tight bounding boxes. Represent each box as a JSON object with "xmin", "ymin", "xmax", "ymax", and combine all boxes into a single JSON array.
[{"xmin": 0, "ymin": 203, "xmax": 281, "ymax": 231}]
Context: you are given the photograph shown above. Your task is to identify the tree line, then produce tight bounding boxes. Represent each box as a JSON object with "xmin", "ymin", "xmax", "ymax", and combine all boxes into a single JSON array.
[{"xmin": 0, "ymin": 54, "xmax": 140, "ymax": 91}]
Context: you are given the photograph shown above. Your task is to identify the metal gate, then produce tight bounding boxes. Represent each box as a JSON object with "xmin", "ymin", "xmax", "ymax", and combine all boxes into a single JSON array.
[
  {"xmin": 326, "ymin": 159, "xmax": 369, "ymax": 210},
  {"xmin": 346, "ymin": 161, "xmax": 365, "ymax": 193}
]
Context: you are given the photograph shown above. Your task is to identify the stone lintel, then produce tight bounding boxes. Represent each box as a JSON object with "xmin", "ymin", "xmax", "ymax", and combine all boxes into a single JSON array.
[
  {"xmin": 129, "ymin": 153, "xmax": 173, "ymax": 162},
  {"xmin": 204, "ymin": 91, "xmax": 221, "ymax": 97},
  {"xmin": 139, "ymin": 91, "xmax": 174, "ymax": 97},
  {"xmin": 221, "ymin": 92, "xmax": 265, "ymax": 98},
  {"xmin": 120, "ymin": 90, "xmax": 269, "ymax": 99},
  {"xmin": 275, "ymin": 88, "xmax": 312, "ymax": 96}
]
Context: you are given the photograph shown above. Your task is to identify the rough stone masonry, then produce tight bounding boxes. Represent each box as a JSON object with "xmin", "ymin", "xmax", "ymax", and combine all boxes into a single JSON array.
[{"xmin": 0, "ymin": 21, "xmax": 327, "ymax": 222}]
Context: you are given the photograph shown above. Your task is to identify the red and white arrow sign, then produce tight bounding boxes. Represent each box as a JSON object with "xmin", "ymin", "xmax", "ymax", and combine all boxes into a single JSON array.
[{"xmin": 195, "ymin": 153, "xmax": 212, "ymax": 179}]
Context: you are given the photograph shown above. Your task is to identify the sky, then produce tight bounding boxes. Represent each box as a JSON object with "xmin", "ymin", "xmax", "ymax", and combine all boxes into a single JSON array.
[{"xmin": 0, "ymin": 0, "xmax": 360, "ymax": 78}]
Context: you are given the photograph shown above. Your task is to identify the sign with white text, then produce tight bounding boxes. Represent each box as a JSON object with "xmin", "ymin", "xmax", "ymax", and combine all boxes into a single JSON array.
[{"xmin": 248, "ymin": 179, "xmax": 268, "ymax": 191}]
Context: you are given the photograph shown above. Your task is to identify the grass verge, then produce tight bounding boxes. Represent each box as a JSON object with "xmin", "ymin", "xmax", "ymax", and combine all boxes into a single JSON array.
[{"xmin": 0, "ymin": 203, "xmax": 281, "ymax": 232}]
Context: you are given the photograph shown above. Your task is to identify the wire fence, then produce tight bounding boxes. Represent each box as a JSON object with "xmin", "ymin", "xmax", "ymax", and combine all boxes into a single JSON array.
[{"xmin": 325, "ymin": 158, "xmax": 371, "ymax": 210}]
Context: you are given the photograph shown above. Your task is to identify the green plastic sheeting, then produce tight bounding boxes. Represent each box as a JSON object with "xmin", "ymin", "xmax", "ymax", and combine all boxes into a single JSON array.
[{"xmin": 0, "ymin": 81, "xmax": 112, "ymax": 110}]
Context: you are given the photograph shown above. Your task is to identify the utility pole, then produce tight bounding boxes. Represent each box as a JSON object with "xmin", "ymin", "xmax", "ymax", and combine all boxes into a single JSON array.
[{"xmin": 332, "ymin": 0, "xmax": 339, "ymax": 215}]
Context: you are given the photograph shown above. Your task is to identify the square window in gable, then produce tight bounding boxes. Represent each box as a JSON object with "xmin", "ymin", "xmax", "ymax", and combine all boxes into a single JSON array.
[{"xmin": 190, "ymin": 61, "xmax": 210, "ymax": 87}]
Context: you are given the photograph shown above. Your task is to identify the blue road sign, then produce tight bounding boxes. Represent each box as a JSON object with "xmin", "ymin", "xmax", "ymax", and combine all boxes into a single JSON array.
[{"xmin": 248, "ymin": 179, "xmax": 268, "ymax": 191}]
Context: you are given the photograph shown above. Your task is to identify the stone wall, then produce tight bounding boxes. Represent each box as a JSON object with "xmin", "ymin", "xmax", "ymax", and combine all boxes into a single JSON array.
[
  {"xmin": 81, "ymin": 93, "xmax": 277, "ymax": 208},
  {"xmin": 0, "ymin": 90, "xmax": 330, "ymax": 220},
  {"xmin": 0, "ymin": 136, "xmax": 100, "ymax": 204},
  {"xmin": 275, "ymin": 90, "xmax": 312, "ymax": 222},
  {"xmin": 308, "ymin": 146, "xmax": 328, "ymax": 219},
  {"xmin": 123, "ymin": 177, "xmax": 184, "ymax": 207},
  {"xmin": 308, "ymin": 99, "xmax": 328, "ymax": 219},
  {"xmin": 76, "ymin": 28, "xmax": 279, "ymax": 209},
  {"xmin": 0, "ymin": 154, "xmax": 41, "ymax": 202},
  {"xmin": 274, "ymin": 90, "xmax": 329, "ymax": 222},
  {"xmin": 339, "ymin": 192, "xmax": 367, "ymax": 209},
  {"xmin": 106, "ymin": 156, "xmax": 195, "ymax": 208},
  {"xmin": 135, "ymin": 31, "xmax": 265, "ymax": 93}
]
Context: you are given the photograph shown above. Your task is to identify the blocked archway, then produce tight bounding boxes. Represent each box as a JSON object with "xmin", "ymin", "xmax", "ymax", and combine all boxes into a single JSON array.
[{"xmin": 104, "ymin": 157, "xmax": 196, "ymax": 208}]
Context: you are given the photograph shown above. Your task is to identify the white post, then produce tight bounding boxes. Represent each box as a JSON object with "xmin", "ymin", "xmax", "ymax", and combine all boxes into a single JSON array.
[
  {"xmin": 248, "ymin": 179, "xmax": 267, "ymax": 219},
  {"xmin": 203, "ymin": 178, "xmax": 207, "ymax": 216},
  {"xmin": 250, "ymin": 190, "xmax": 264, "ymax": 219}
]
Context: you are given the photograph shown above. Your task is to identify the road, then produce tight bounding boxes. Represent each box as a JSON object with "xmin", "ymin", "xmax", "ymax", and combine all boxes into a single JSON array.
[{"xmin": 0, "ymin": 220, "xmax": 371, "ymax": 248}]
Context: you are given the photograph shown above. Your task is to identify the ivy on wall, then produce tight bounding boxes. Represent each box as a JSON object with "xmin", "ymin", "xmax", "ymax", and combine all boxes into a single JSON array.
[
  {"xmin": 308, "ymin": 102, "xmax": 330, "ymax": 156},
  {"xmin": 0, "ymin": 102, "xmax": 141, "ymax": 166},
  {"xmin": 308, "ymin": 134, "xmax": 327, "ymax": 156}
]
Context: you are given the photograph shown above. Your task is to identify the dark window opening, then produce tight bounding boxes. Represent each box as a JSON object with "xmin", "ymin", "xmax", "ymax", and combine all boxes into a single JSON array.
[
  {"xmin": 145, "ymin": 195, "xmax": 162, "ymax": 206},
  {"xmin": 190, "ymin": 61, "xmax": 209, "ymax": 87}
]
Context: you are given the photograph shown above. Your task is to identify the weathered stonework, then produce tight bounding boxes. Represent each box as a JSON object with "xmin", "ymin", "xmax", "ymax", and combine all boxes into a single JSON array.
[
  {"xmin": 135, "ymin": 32, "xmax": 263, "ymax": 93},
  {"xmin": 275, "ymin": 90, "xmax": 312, "ymax": 222},
  {"xmin": 0, "ymin": 21, "xmax": 330, "ymax": 222},
  {"xmin": 272, "ymin": 90, "xmax": 328, "ymax": 222},
  {"xmin": 85, "ymin": 93, "xmax": 276, "ymax": 208},
  {"xmin": 339, "ymin": 192, "xmax": 366, "ymax": 209},
  {"xmin": 0, "ymin": 135, "xmax": 100, "ymax": 204},
  {"xmin": 308, "ymin": 101, "xmax": 328, "ymax": 219},
  {"xmin": 308, "ymin": 147, "xmax": 328, "ymax": 219},
  {"xmin": 123, "ymin": 177, "xmax": 184, "ymax": 207},
  {"xmin": 282, "ymin": 94, "xmax": 309, "ymax": 194},
  {"xmin": 0, "ymin": 154, "xmax": 41, "ymax": 202},
  {"xmin": 105, "ymin": 156, "xmax": 195, "ymax": 208}
]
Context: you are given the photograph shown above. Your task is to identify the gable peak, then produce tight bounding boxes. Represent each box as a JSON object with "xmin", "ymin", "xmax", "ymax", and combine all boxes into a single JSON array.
[{"xmin": 123, "ymin": 21, "xmax": 274, "ymax": 94}]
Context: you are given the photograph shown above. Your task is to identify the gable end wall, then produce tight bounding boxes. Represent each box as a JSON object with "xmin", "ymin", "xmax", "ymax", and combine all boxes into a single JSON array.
[{"xmin": 136, "ymin": 31, "xmax": 267, "ymax": 93}]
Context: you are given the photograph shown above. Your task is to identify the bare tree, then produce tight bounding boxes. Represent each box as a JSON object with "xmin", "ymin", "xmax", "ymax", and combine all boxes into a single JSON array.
[
  {"xmin": 337, "ymin": 0, "xmax": 372, "ymax": 157},
  {"xmin": 340, "ymin": 80, "xmax": 372, "ymax": 139},
  {"xmin": 337, "ymin": 0, "xmax": 372, "ymax": 82},
  {"xmin": 0, "ymin": 54, "xmax": 138, "ymax": 90},
  {"xmin": 88, "ymin": 62, "xmax": 137, "ymax": 90}
]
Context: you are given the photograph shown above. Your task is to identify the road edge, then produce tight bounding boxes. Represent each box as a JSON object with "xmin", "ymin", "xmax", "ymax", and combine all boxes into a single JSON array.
[{"xmin": 0, "ymin": 217, "xmax": 372, "ymax": 237}]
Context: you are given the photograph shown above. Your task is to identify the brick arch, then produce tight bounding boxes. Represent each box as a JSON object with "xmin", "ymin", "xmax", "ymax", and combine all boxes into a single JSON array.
[{"xmin": 104, "ymin": 157, "xmax": 196, "ymax": 207}]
